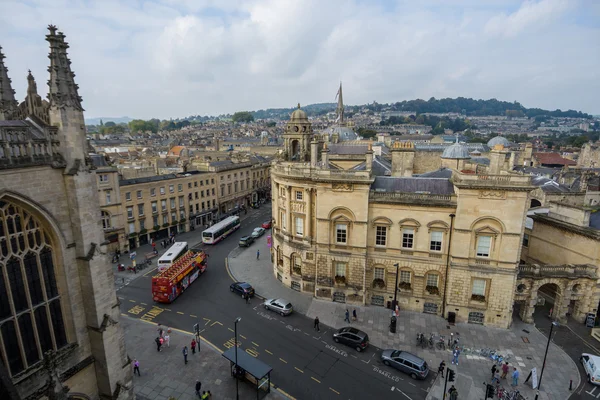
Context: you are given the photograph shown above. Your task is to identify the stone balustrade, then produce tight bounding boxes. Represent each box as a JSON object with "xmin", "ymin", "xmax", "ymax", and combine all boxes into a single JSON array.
[
  {"xmin": 518, "ymin": 263, "xmax": 598, "ymax": 279},
  {"xmin": 370, "ymin": 191, "xmax": 456, "ymax": 205},
  {"xmin": 451, "ymin": 172, "xmax": 533, "ymax": 188},
  {"xmin": 272, "ymin": 162, "xmax": 372, "ymax": 182}
]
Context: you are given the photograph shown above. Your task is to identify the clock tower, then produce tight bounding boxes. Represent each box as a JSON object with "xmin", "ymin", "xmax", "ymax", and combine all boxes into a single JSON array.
[{"xmin": 283, "ymin": 104, "xmax": 314, "ymax": 162}]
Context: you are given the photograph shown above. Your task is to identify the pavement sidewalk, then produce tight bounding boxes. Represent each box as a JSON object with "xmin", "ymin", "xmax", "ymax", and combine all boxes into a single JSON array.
[
  {"xmin": 227, "ymin": 244, "xmax": 580, "ymax": 400},
  {"xmin": 121, "ymin": 314, "xmax": 283, "ymax": 400}
]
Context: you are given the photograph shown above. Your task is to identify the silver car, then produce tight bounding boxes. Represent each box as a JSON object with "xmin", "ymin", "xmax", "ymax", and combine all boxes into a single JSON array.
[
  {"xmin": 381, "ymin": 349, "xmax": 429, "ymax": 380},
  {"xmin": 263, "ymin": 298, "xmax": 293, "ymax": 316}
]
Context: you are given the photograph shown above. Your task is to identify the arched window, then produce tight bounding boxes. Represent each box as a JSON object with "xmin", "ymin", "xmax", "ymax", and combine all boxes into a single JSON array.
[
  {"xmin": 101, "ymin": 211, "xmax": 111, "ymax": 230},
  {"xmin": 0, "ymin": 200, "xmax": 67, "ymax": 377}
]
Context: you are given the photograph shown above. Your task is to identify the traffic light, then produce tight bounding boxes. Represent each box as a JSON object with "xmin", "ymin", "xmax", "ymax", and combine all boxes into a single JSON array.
[
  {"xmin": 448, "ymin": 369, "xmax": 455, "ymax": 382},
  {"xmin": 485, "ymin": 384, "xmax": 494, "ymax": 399}
]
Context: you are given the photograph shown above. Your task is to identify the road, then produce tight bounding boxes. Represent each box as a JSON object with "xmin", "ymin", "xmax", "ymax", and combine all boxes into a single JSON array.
[{"xmin": 117, "ymin": 206, "xmax": 433, "ymax": 400}]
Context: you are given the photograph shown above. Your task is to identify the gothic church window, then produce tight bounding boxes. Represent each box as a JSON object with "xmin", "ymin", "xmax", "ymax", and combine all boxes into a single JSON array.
[{"xmin": 0, "ymin": 200, "xmax": 67, "ymax": 377}]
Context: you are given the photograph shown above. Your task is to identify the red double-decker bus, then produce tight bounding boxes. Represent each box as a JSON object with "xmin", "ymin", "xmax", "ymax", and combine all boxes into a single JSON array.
[{"xmin": 152, "ymin": 250, "xmax": 207, "ymax": 304}]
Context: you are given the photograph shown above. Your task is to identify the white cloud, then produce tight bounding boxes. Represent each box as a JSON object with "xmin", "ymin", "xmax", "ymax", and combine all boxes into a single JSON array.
[{"xmin": 0, "ymin": 0, "xmax": 598, "ymax": 119}]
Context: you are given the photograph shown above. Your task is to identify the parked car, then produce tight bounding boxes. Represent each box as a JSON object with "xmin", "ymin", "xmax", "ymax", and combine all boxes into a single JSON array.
[
  {"xmin": 261, "ymin": 220, "xmax": 272, "ymax": 229},
  {"xmin": 582, "ymin": 353, "xmax": 600, "ymax": 384},
  {"xmin": 263, "ymin": 298, "xmax": 293, "ymax": 316},
  {"xmin": 230, "ymin": 282, "xmax": 255, "ymax": 297},
  {"xmin": 239, "ymin": 235, "xmax": 254, "ymax": 247},
  {"xmin": 332, "ymin": 327, "xmax": 369, "ymax": 352},
  {"xmin": 381, "ymin": 349, "xmax": 429, "ymax": 380},
  {"xmin": 252, "ymin": 227, "xmax": 265, "ymax": 238}
]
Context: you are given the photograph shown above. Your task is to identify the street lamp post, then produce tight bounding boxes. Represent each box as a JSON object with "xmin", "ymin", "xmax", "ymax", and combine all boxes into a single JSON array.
[
  {"xmin": 235, "ymin": 317, "xmax": 241, "ymax": 400},
  {"xmin": 393, "ymin": 263, "xmax": 400, "ymax": 310},
  {"xmin": 535, "ymin": 321, "xmax": 558, "ymax": 400}
]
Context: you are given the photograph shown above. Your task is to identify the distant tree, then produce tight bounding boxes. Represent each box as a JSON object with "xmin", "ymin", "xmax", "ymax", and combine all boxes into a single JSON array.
[
  {"xmin": 104, "ymin": 121, "xmax": 116, "ymax": 127},
  {"xmin": 266, "ymin": 121, "xmax": 276, "ymax": 127},
  {"xmin": 544, "ymin": 141, "xmax": 555, "ymax": 149},
  {"xmin": 232, "ymin": 111, "xmax": 254, "ymax": 123},
  {"xmin": 357, "ymin": 127, "xmax": 377, "ymax": 139},
  {"xmin": 128, "ymin": 119, "xmax": 157, "ymax": 133}
]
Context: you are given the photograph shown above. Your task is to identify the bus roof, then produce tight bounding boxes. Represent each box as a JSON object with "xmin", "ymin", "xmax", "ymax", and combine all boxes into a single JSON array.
[
  {"xmin": 202, "ymin": 216, "xmax": 240, "ymax": 234},
  {"xmin": 158, "ymin": 241, "xmax": 188, "ymax": 262}
]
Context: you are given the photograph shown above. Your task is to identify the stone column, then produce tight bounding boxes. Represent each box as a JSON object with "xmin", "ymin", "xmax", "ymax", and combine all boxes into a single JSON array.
[
  {"xmin": 305, "ymin": 188, "xmax": 312, "ymax": 242},
  {"xmin": 286, "ymin": 186, "xmax": 292, "ymax": 232}
]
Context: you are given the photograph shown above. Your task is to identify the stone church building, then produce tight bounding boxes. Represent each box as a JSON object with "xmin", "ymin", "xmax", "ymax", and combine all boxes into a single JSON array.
[
  {"xmin": 0, "ymin": 27, "xmax": 132, "ymax": 399},
  {"xmin": 271, "ymin": 104, "xmax": 600, "ymax": 329}
]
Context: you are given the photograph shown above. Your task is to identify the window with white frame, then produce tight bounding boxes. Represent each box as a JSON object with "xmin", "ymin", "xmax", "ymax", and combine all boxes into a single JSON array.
[
  {"xmin": 126, "ymin": 207, "xmax": 133, "ymax": 219},
  {"xmin": 472, "ymin": 279, "xmax": 486, "ymax": 296},
  {"xmin": 125, "ymin": 192, "xmax": 131, "ymax": 201},
  {"xmin": 402, "ymin": 228, "xmax": 414, "ymax": 248},
  {"xmin": 101, "ymin": 211, "xmax": 111, "ymax": 229},
  {"xmin": 169, "ymin": 184, "xmax": 174, "ymax": 193},
  {"xmin": 179, "ymin": 196, "xmax": 184, "ymax": 207},
  {"xmin": 170, "ymin": 198, "xmax": 176, "ymax": 209},
  {"xmin": 476, "ymin": 235, "xmax": 492, "ymax": 257},
  {"xmin": 161, "ymin": 200, "xmax": 167, "ymax": 211},
  {"xmin": 426, "ymin": 274, "xmax": 439, "ymax": 288},
  {"xmin": 137, "ymin": 190, "xmax": 142, "ymax": 199},
  {"xmin": 295, "ymin": 190, "xmax": 303, "ymax": 200},
  {"xmin": 151, "ymin": 188, "xmax": 156, "ymax": 197},
  {"xmin": 375, "ymin": 226, "xmax": 387, "ymax": 246},
  {"xmin": 336, "ymin": 223, "xmax": 348, "ymax": 244},
  {"xmin": 279, "ymin": 211, "xmax": 286, "ymax": 229},
  {"xmin": 162, "ymin": 214, "xmax": 168, "ymax": 224},
  {"xmin": 171, "ymin": 212, "xmax": 176, "ymax": 222},
  {"xmin": 295, "ymin": 217, "xmax": 304, "ymax": 236},
  {"xmin": 178, "ymin": 184, "xmax": 183, "ymax": 192},
  {"xmin": 153, "ymin": 215, "xmax": 159, "ymax": 226},
  {"xmin": 374, "ymin": 267, "xmax": 385, "ymax": 281},
  {"xmin": 160, "ymin": 187, "xmax": 165, "ymax": 195},
  {"xmin": 139, "ymin": 219, "xmax": 145, "ymax": 230},
  {"xmin": 335, "ymin": 262, "xmax": 346, "ymax": 277},
  {"xmin": 99, "ymin": 174, "xmax": 108, "ymax": 182},
  {"xmin": 400, "ymin": 270, "xmax": 411, "ymax": 283},
  {"xmin": 128, "ymin": 222, "xmax": 135, "ymax": 233},
  {"xmin": 430, "ymin": 231, "xmax": 443, "ymax": 251},
  {"xmin": 105, "ymin": 192, "xmax": 111, "ymax": 205},
  {"xmin": 522, "ymin": 234, "xmax": 529, "ymax": 248},
  {"xmin": 137, "ymin": 204, "xmax": 144, "ymax": 216}
]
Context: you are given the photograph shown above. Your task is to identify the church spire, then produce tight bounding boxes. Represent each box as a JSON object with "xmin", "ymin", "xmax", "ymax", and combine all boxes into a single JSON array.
[
  {"xmin": 46, "ymin": 25, "xmax": 83, "ymax": 110},
  {"xmin": 335, "ymin": 81, "xmax": 344, "ymax": 124},
  {"xmin": 0, "ymin": 46, "xmax": 18, "ymax": 120}
]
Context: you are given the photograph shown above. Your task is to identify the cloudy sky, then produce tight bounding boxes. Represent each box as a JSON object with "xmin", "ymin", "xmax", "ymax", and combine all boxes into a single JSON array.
[{"xmin": 1, "ymin": 0, "xmax": 599, "ymax": 119}]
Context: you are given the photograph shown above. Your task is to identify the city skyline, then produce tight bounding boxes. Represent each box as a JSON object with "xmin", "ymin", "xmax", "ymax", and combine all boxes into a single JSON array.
[{"xmin": 1, "ymin": 0, "xmax": 599, "ymax": 119}]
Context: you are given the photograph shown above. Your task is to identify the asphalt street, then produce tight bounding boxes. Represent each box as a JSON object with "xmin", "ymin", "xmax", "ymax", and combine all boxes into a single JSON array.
[{"xmin": 117, "ymin": 206, "xmax": 433, "ymax": 400}]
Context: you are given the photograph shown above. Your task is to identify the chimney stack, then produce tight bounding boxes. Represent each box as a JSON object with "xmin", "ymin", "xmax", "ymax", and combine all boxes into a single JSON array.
[{"xmin": 390, "ymin": 141, "xmax": 415, "ymax": 177}]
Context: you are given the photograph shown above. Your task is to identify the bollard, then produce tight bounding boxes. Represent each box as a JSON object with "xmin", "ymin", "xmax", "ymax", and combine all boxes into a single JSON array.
[{"xmin": 569, "ymin": 379, "xmax": 572, "ymax": 391}]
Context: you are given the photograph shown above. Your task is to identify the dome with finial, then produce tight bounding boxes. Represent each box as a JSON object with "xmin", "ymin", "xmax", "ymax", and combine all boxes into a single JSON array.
[
  {"xmin": 487, "ymin": 135, "xmax": 510, "ymax": 148},
  {"xmin": 290, "ymin": 103, "xmax": 308, "ymax": 121},
  {"xmin": 442, "ymin": 138, "xmax": 471, "ymax": 159}
]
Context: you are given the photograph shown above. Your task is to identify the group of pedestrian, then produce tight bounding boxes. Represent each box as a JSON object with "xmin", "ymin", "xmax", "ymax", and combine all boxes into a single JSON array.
[
  {"xmin": 160, "ymin": 235, "xmax": 176, "ymax": 248},
  {"xmin": 111, "ymin": 249, "xmax": 121, "ymax": 263},
  {"xmin": 155, "ymin": 324, "xmax": 171, "ymax": 352},
  {"xmin": 491, "ymin": 362, "xmax": 518, "ymax": 386},
  {"xmin": 195, "ymin": 380, "xmax": 212, "ymax": 399},
  {"xmin": 344, "ymin": 309, "xmax": 358, "ymax": 323}
]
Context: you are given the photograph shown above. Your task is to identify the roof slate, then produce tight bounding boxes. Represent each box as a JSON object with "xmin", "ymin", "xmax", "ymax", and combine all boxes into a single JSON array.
[{"xmin": 371, "ymin": 176, "xmax": 455, "ymax": 195}]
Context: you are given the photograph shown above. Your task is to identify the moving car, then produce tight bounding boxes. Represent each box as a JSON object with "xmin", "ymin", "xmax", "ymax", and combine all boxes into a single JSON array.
[
  {"xmin": 252, "ymin": 227, "xmax": 266, "ymax": 238},
  {"xmin": 381, "ymin": 349, "xmax": 429, "ymax": 380},
  {"xmin": 238, "ymin": 235, "xmax": 254, "ymax": 247},
  {"xmin": 261, "ymin": 221, "xmax": 272, "ymax": 229},
  {"xmin": 332, "ymin": 327, "xmax": 369, "ymax": 352},
  {"xmin": 582, "ymin": 353, "xmax": 600, "ymax": 384},
  {"xmin": 230, "ymin": 282, "xmax": 255, "ymax": 297},
  {"xmin": 263, "ymin": 298, "xmax": 293, "ymax": 316}
]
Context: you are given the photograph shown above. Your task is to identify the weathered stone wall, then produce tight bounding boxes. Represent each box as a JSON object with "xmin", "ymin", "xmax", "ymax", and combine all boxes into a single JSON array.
[
  {"xmin": 578, "ymin": 142, "xmax": 600, "ymax": 168},
  {"xmin": 413, "ymin": 151, "xmax": 443, "ymax": 174},
  {"xmin": 525, "ymin": 221, "xmax": 600, "ymax": 265}
]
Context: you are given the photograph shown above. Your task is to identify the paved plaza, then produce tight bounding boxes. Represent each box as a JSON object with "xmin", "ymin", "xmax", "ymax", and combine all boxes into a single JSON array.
[{"xmin": 228, "ymin": 237, "xmax": 580, "ymax": 400}]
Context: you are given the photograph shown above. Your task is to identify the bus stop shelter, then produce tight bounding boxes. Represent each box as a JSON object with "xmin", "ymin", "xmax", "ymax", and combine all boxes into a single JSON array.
[{"xmin": 222, "ymin": 347, "xmax": 272, "ymax": 399}]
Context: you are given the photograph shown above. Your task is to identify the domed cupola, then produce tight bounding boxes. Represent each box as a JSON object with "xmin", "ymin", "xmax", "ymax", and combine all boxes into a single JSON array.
[
  {"xmin": 487, "ymin": 135, "xmax": 510, "ymax": 148},
  {"xmin": 282, "ymin": 104, "xmax": 314, "ymax": 162}
]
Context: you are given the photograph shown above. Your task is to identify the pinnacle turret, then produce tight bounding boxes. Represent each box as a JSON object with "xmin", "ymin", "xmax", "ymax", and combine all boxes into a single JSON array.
[
  {"xmin": 0, "ymin": 46, "xmax": 19, "ymax": 120},
  {"xmin": 46, "ymin": 25, "xmax": 83, "ymax": 110}
]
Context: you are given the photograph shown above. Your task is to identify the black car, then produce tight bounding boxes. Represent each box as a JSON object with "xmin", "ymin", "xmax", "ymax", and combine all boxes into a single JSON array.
[
  {"xmin": 230, "ymin": 282, "xmax": 255, "ymax": 297},
  {"xmin": 332, "ymin": 327, "xmax": 369, "ymax": 352},
  {"xmin": 239, "ymin": 236, "xmax": 254, "ymax": 247}
]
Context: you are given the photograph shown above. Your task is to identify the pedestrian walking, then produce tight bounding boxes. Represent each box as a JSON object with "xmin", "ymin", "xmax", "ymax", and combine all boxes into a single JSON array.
[
  {"xmin": 501, "ymin": 362, "xmax": 509, "ymax": 379},
  {"xmin": 448, "ymin": 385, "xmax": 458, "ymax": 400},
  {"xmin": 352, "ymin": 309, "xmax": 357, "ymax": 322},
  {"xmin": 155, "ymin": 337, "xmax": 162, "ymax": 352},
  {"xmin": 256, "ymin": 250, "xmax": 260, "ymax": 260},
  {"xmin": 451, "ymin": 347, "xmax": 460, "ymax": 365},
  {"xmin": 314, "ymin": 316, "xmax": 320, "ymax": 332},
  {"xmin": 245, "ymin": 292, "xmax": 250, "ymax": 304},
  {"xmin": 191, "ymin": 338, "xmax": 197, "ymax": 354},
  {"xmin": 438, "ymin": 361, "xmax": 445, "ymax": 378},
  {"xmin": 164, "ymin": 333, "xmax": 170, "ymax": 347},
  {"xmin": 195, "ymin": 380, "xmax": 202, "ymax": 397},
  {"xmin": 344, "ymin": 309, "xmax": 350, "ymax": 323},
  {"xmin": 492, "ymin": 371, "xmax": 500, "ymax": 385},
  {"xmin": 491, "ymin": 364, "xmax": 497, "ymax": 379},
  {"xmin": 133, "ymin": 359, "xmax": 140, "ymax": 376},
  {"xmin": 183, "ymin": 346, "xmax": 189, "ymax": 364},
  {"xmin": 511, "ymin": 367, "xmax": 519, "ymax": 387},
  {"xmin": 201, "ymin": 391, "xmax": 208, "ymax": 400},
  {"xmin": 159, "ymin": 336, "xmax": 164, "ymax": 349}
]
